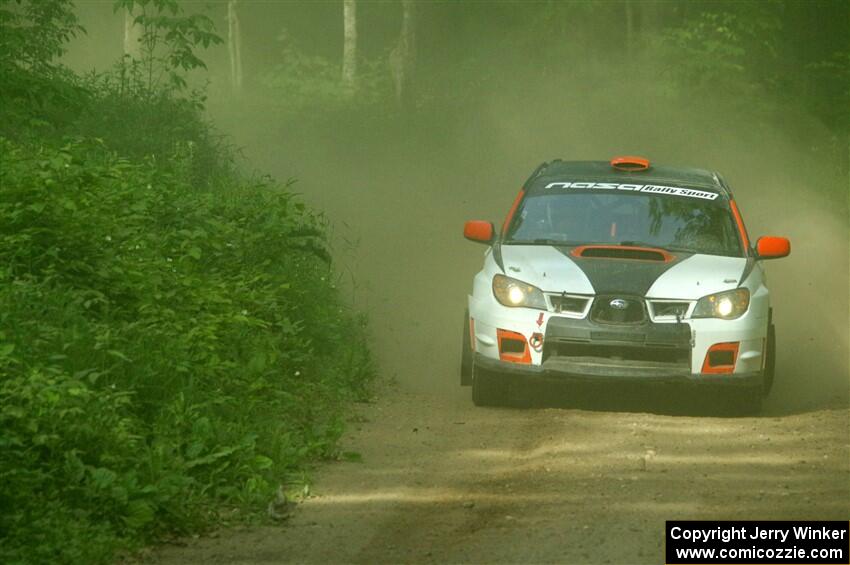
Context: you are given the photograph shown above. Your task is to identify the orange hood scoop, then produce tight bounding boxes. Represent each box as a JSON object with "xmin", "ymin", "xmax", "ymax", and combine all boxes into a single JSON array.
[{"xmin": 570, "ymin": 245, "xmax": 675, "ymax": 263}]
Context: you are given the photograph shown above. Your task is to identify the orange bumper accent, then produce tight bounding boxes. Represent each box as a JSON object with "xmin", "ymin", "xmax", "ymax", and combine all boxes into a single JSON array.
[
  {"xmin": 496, "ymin": 328, "xmax": 531, "ymax": 364},
  {"xmin": 701, "ymin": 342, "xmax": 740, "ymax": 374}
]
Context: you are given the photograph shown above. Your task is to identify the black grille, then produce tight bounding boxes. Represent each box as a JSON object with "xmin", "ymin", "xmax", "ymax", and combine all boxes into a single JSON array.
[
  {"xmin": 591, "ymin": 296, "xmax": 646, "ymax": 324},
  {"xmin": 541, "ymin": 314, "xmax": 692, "ymax": 372},
  {"xmin": 549, "ymin": 295, "xmax": 589, "ymax": 314},
  {"xmin": 547, "ymin": 342, "xmax": 689, "ymax": 366},
  {"xmin": 651, "ymin": 301, "xmax": 689, "ymax": 319},
  {"xmin": 590, "ymin": 331, "xmax": 644, "ymax": 343}
]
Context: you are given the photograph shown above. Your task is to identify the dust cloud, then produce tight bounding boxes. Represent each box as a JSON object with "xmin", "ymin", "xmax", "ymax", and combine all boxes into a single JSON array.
[
  {"xmin": 212, "ymin": 64, "xmax": 848, "ymax": 414},
  {"xmin": 57, "ymin": 2, "xmax": 848, "ymax": 412}
]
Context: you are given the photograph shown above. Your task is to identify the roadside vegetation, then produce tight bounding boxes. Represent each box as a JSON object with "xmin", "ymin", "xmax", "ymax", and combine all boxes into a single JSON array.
[
  {"xmin": 238, "ymin": 2, "xmax": 848, "ymax": 134},
  {"xmin": 0, "ymin": 1, "xmax": 373, "ymax": 562},
  {"xmin": 1, "ymin": 0, "xmax": 847, "ymax": 562}
]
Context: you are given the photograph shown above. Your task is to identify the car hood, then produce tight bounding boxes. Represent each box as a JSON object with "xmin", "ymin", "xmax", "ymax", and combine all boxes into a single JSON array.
[{"xmin": 499, "ymin": 244, "xmax": 747, "ymax": 299}]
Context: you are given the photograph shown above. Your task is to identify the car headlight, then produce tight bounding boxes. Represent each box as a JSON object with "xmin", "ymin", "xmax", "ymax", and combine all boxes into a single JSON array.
[
  {"xmin": 492, "ymin": 274, "xmax": 547, "ymax": 309},
  {"xmin": 692, "ymin": 288, "xmax": 750, "ymax": 320}
]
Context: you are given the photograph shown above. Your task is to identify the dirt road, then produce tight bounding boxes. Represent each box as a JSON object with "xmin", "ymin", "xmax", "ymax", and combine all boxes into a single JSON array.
[
  {"xmin": 148, "ymin": 383, "xmax": 849, "ymax": 564},
  {"xmin": 166, "ymin": 72, "xmax": 850, "ymax": 564}
]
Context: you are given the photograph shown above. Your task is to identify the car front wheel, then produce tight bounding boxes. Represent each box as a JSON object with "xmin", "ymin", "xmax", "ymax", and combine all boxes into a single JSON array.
[
  {"xmin": 471, "ymin": 362, "xmax": 504, "ymax": 406},
  {"xmin": 460, "ymin": 309, "xmax": 472, "ymax": 386},
  {"xmin": 763, "ymin": 323, "xmax": 776, "ymax": 396}
]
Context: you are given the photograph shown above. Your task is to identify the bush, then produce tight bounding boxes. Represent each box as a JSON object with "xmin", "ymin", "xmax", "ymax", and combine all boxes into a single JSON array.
[
  {"xmin": 2, "ymin": 2, "xmax": 373, "ymax": 561},
  {"xmin": 74, "ymin": 64, "xmax": 235, "ymax": 189},
  {"xmin": 0, "ymin": 0, "xmax": 88, "ymax": 140},
  {"xmin": 258, "ymin": 29, "xmax": 392, "ymax": 119},
  {"xmin": 0, "ymin": 137, "xmax": 373, "ymax": 563}
]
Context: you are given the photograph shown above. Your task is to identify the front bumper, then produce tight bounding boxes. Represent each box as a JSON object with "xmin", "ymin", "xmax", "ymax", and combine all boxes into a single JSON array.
[
  {"xmin": 470, "ymin": 289, "xmax": 768, "ymax": 378},
  {"xmin": 474, "ymin": 353, "xmax": 764, "ymax": 387}
]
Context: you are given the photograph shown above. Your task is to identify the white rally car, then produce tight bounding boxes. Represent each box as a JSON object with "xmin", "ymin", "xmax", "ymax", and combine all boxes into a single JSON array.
[{"xmin": 460, "ymin": 156, "xmax": 790, "ymax": 412}]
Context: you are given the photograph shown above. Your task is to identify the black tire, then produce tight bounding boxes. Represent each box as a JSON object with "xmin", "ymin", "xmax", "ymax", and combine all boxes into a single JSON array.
[
  {"xmin": 472, "ymin": 363, "xmax": 504, "ymax": 406},
  {"xmin": 763, "ymin": 324, "xmax": 776, "ymax": 396},
  {"xmin": 460, "ymin": 309, "xmax": 472, "ymax": 386}
]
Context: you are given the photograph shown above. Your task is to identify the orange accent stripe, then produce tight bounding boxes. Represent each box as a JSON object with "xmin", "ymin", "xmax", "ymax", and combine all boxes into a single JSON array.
[
  {"xmin": 501, "ymin": 189, "xmax": 525, "ymax": 235},
  {"xmin": 701, "ymin": 342, "xmax": 740, "ymax": 374},
  {"xmin": 729, "ymin": 200, "xmax": 750, "ymax": 251},
  {"xmin": 496, "ymin": 328, "xmax": 531, "ymax": 364}
]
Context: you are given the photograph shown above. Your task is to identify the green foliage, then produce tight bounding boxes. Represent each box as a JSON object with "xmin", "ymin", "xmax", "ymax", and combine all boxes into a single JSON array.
[
  {"xmin": 807, "ymin": 51, "xmax": 850, "ymax": 134},
  {"xmin": 0, "ymin": 137, "xmax": 373, "ymax": 563},
  {"xmin": 259, "ymin": 29, "xmax": 391, "ymax": 119},
  {"xmin": 115, "ymin": 0, "xmax": 223, "ymax": 93},
  {"xmin": 0, "ymin": 0, "xmax": 228, "ymax": 188},
  {"xmin": 0, "ymin": 0, "xmax": 88, "ymax": 137},
  {"xmin": 0, "ymin": 5, "xmax": 371, "ymax": 561},
  {"xmin": 74, "ymin": 66, "xmax": 234, "ymax": 188},
  {"xmin": 657, "ymin": 4, "xmax": 783, "ymax": 96},
  {"xmin": 81, "ymin": 1, "xmax": 228, "ymax": 188},
  {"xmin": 650, "ymin": 3, "xmax": 849, "ymax": 141},
  {"xmin": 0, "ymin": 4, "xmax": 234, "ymax": 208},
  {"xmin": 0, "ymin": 0, "xmax": 81, "ymax": 73}
]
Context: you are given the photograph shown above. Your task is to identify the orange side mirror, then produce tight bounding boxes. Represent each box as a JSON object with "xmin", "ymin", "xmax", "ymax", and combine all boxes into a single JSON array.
[
  {"xmin": 756, "ymin": 236, "xmax": 790, "ymax": 259},
  {"xmin": 464, "ymin": 220, "xmax": 495, "ymax": 244}
]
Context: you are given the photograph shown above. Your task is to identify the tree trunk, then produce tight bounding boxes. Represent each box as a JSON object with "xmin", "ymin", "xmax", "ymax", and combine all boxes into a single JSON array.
[
  {"xmin": 342, "ymin": 0, "xmax": 357, "ymax": 91},
  {"xmin": 389, "ymin": 0, "xmax": 416, "ymax": 107},
  {"xmin": 123, "ymin": 6, "xmax": 141, "ymax": 59},
  {"xmin": 625, "ymin": 0, "xmax": 634, "ymax": 62},
  {"xmin": 227, "ymin": 0, "xmax": 243, "ymax": 93},
  {"xmin": 638, "ymin": 0, "xmax": 662, "ymax": 36}
]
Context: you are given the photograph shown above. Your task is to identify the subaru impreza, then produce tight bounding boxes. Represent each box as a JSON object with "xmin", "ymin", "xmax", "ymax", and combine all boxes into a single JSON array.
[{"xmin": 460, "ymin": 156, "xmax": 790, "ymax": 413}]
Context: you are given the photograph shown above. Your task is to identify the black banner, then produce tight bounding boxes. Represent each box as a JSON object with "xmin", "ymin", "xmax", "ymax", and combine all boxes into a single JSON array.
[{"xmin": 666, "ymin": 521, "xmax": 849, "ymax": 564}]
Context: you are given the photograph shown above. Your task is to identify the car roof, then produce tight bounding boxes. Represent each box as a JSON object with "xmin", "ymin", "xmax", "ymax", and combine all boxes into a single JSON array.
[{"xmin": 525, "ymin": 160, "xmax": 729, "ymax": 195}]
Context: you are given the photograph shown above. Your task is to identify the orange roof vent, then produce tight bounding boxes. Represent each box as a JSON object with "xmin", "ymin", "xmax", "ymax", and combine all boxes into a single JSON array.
[{"xmin": 610, "ymin": 155, "xmax": 650, "ymax": 171}]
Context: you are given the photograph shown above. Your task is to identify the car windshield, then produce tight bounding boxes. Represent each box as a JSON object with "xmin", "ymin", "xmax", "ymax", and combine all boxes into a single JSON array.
[{"xmin": 504, "ymin": 192, "xmax": 743, "ymax": 256}]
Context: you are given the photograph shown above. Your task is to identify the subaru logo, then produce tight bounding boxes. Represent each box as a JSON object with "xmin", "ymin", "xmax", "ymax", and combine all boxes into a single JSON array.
[{"xmin": 609, "ymin": 298, "xmax": 628, "ymax": 310}]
